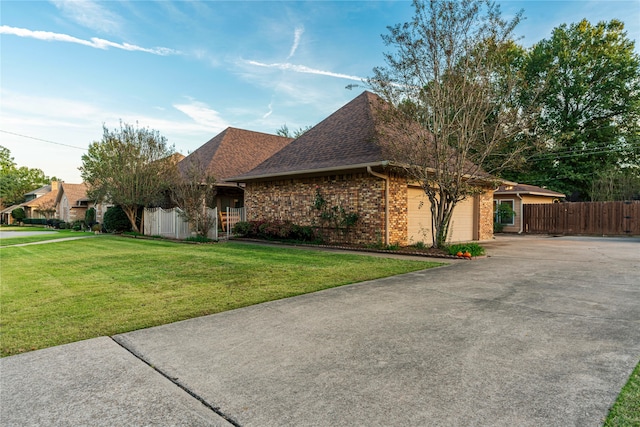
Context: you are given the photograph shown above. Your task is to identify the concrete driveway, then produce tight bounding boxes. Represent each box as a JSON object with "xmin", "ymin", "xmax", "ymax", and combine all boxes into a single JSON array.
[{"xmin": 1, "ymin": 235, "xmax": 639, "ymax": 426}]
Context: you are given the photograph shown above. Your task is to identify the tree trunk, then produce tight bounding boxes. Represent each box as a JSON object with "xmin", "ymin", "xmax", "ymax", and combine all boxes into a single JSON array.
[{"xmin": 122, "ymin": 205, "xmax": 140, "ymax": 234}]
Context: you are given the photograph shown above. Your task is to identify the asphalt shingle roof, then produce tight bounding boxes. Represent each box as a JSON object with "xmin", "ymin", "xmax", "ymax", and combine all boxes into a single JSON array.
[
  {"xmin": 495, "ymin": 183, "xmax": 565, "ymax": 197},
  {"xmin": 178, "ymin": 127, "xmax": 293, "ymax": 181},
  {"xmin": 232, "ymin": 91, "xmax": 385, "ymax": 180}
]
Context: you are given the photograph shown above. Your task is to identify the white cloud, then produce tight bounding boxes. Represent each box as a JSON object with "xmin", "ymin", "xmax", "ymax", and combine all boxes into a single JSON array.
[
  {"xmin": 50, "ymin": 0, "xmax": 122, "ymax": 34},
  {"xmin": 0, "ymin": 25, "xmax": 181, "ymax": 56},
  {"xmin": 243, "ymin": 59, "xmax": 364, "ymax": 82},
  {"xmin": 287, "ymin": 26, "xmax": 304, "ymax": 59},
  {"xmin": 263, "ymin": 102, "xmax": 274, "ymax": 119},
  {"xmin": 173, "ymin": 99, "xmax": 230, "ymax": 132}
]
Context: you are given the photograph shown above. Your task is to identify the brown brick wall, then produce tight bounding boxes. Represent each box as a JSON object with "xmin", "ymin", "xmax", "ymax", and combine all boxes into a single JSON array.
[
  {"xmin": 478, "ymin": 189, "xmax": 494, "ymax": 241},
  {"xmin": 387, "ymin": 174, "xmax": 408, "ymax": 246},
  {"xmin": 244, "ymin": 173, "xmax": 386, "ymax": 245}
]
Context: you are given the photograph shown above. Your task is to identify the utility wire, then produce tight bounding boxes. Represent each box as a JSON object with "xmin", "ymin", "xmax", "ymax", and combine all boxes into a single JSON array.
[{"xmin": 0, "ymin": 129, "xmax": 87, "ymax": 150}]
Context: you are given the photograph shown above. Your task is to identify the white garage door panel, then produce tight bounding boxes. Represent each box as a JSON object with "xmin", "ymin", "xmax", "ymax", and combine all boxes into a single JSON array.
[{"xmin": 407, "ymin": 188, "xmax": 475, "ymax": 244}]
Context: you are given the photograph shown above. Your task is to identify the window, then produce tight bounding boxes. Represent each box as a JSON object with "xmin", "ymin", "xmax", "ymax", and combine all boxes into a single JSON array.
[{"xmin": 494, "ymin": 200, "xmax": 515, "ymax": 225}]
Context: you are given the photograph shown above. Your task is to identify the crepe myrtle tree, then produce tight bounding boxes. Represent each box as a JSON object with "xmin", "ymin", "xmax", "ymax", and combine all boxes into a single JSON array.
[
  {"xmin": 171, "ymin": 153, "xmax": 217, "ymax": 238},
  {"xmin": 367, "ymin": 0, "xmax": 539, "ymax": 248},
  {"xmin": 80, "ymin": 122, "xmax": 176, "ymax": 233}
]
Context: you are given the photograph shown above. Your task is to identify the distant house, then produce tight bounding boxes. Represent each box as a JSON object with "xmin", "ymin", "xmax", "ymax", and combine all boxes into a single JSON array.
[
  {"xmin": 229, "ymin": 91, "xmax": 496, "ymax": 246},
  {"xmin": 20, "ymin": 182, "xmax": 60, "ymax": 220},
  {"xmin": 494, "ymin": 183, "xmax": 565, "ymax": 233},
  {"xmin": 177, "ymin": 127, "xmax": 293, "ymax": 212}
]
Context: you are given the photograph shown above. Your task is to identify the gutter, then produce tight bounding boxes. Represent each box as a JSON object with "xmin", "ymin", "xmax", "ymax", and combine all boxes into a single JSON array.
[
  {"xmin": 516, "ymin": 192, "xmax": 524, "ymax": 234},
  {"xmin": 228, "ymin": 161, "xmax": 388, "ymax": 182},
  {"xmin": 367, "ymin": 166, "xmax": 389, "ymax": 246}
]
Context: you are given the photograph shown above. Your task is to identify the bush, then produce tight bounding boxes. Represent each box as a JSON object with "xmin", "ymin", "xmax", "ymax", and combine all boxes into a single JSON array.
[
  {"xmin": 72, "ymin": 220, "xmax": 84, "ymax": 231},
  {"xmin": 23, "ymin": 218, "xmax": 47, "ymax": 225},
  {"xmin": 447, "ymin": 242, "xmax": 485, "ymax": 257},
  {"xmin": 85, "ymin": 208, "xmax": 96, "ymax": 228},
  {"xmin": 103, "ymin": 206, "xmax": 132, "ymax": 233},
  {"xmin": 232, "ymin": 220, "xmax": 318, "ymax": 242},
  {"xmin": 11, "ymin": 208, "xmax": 25, "ymax": 224},
  {"xmin": 91, "ymin": 223, "xmax": 102, "ymax": 232}
]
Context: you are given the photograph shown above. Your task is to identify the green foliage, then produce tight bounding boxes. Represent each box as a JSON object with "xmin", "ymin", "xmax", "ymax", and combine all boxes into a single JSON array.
[
  {"xmin": 22, "ymin": 218, "xmax": 47, "ymax": 225},
  {"xmin": 103, "ymin": 206, "xmax": 132, "ymax": 233},
  {"xmin": 11, "ymin": 207, "xmax": 25, "ymax": 224},
  {"xmin": 275, "ymin": 124, "xmax": 312, "ymax": 138},
  {"xmin": 85, "ymin": 208, "xmax": 96, "ymax": 226},
  {"xmin": 80, "ymin": 122, "xmax": 176, "ymax": 233},
  {"xmin": 311, "ymin": 188, "xmax": 359, "ymax": 234},
  {"xmin": 447, "ymin": 243, "xmax": 485, "ymax": 257},
  {"xmin": 604, "ymin": 360, "xmax": 640, "ymax": 426},
  {"xmin": 185, "ymin": 235, "xmax": 215, "ymax": 243},
  {"xmin": 0, "ymin": 146, "xmax": 52, "ymax": 206},
  {"xmin": 233, "ymin": 220, "xmax": 319, "ymax": 243},
  {"xmin": 507, "ymin": 19, "xmax": 640, "ymax": 200}
]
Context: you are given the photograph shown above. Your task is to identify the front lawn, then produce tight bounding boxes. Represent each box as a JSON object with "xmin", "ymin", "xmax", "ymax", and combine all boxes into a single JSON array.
[
  {"xmin": 0, "ymin": 230, "xmax": 95, "ymax": 246},
  {"xmin": 0, "ymin": 236, "xmax": 443, "ymax": 356}
]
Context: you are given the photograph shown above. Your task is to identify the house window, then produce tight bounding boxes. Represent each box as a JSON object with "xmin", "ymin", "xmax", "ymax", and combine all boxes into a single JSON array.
[{"xmin": 494, "ymin": 200, "xmax": 515, "ymax": 225}]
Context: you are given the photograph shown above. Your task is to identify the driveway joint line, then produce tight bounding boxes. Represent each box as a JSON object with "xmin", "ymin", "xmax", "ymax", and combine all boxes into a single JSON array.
[{"xmin": 109, "ymin": 336, "xmax": 242, "ymax": 427}]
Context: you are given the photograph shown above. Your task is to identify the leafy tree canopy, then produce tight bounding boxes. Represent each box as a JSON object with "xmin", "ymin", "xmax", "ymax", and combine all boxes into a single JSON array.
[
  {"xmin": 505, "ymin": 19, "xmax": 640, "ymax": 200},
  {"xmin": 80, "ymin": 122, "xmax": 176, "ymax": 233},
  {"xmin": 0, "ymin": 145, "xmax": 53, "ymax": 207}
]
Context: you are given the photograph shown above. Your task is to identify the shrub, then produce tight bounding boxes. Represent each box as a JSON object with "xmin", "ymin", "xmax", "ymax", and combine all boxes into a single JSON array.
[
  {"xmin": 85, "ymin": 208, "xmax": 96, "ymax": 227},
  {"xmin": 72, "ymin": 220, "xmax": 84, "ymax": 231},
  {"xmin": 11, "ymin": 208, "xmax": 25, "ymax": 224},
  {"xmin": 185, "ymin": 235, "xmax": 214, "ymax": 243},
  {"xmin": 232, "ymin": 221, "xmax": 252, "ymax": 236},
  {"xmin": 103, "ymin": 206, "xmax": 132, "ymax": 233},
  {"xmin": 447, "ymin": 242, "xmax": 485, "ymax": 257},
  {"xmin": 23, "ymin": 218, "xmax": 47, "ymax": 225},
  {"xmin": 91, "ymin": 223, "xmax": 102, "ymax": 232}
]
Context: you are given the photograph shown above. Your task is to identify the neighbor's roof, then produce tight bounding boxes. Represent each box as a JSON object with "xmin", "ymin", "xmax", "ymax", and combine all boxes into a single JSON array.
[
  {"xmin": 59, "ymin": 183, "xmax": 90, "ymax": 207},
  {"xmin": 21, "ymin": 189, "xmax": 58, "ymax": 208},
  {"xmin": 24, "ymin": 184, "xmax": 52, "ymax": 196},
  {"xmin": 230, "ymin": 91, "xmax": 385, "ymax": 181},
  {"xmin": 178, "ymin": 127, "xmax": 293, "ymax": 181},
  {"xmin": 495, "ymin": 183, "xmax": 565, "ymax": 198}
]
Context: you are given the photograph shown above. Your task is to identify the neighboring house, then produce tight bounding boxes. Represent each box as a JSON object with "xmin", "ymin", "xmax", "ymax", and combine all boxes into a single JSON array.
[
  {"xmin": 494, "ymin": 183, "xmax": 565, "ymax": 233},
  {"xmin": 177, "ymin": 127, "xmax": 293, "ymax": 212},
  {"xmin": 55, "ymin": 182, "xmax": 107, "ymax": 223},
  {"xmin": 229, "ymin": 91, "xmax": 496, "ymax": 246},
  {"xmin": 20, "ymin": 182, "xmax": 60, "ymax": 219}
]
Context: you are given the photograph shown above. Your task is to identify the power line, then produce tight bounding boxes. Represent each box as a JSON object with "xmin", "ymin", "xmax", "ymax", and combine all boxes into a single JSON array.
[{"xmin": 0, "ymin": 129, "xmax": 87, "ymax": 151}]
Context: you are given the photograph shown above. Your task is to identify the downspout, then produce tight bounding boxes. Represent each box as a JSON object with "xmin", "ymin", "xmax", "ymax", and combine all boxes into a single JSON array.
[
  {"xmin": 367, "ymin": 166, "xmax": 389, "ymax": 246},
  {"xmin": 516, "ymin": 192, "xmax": 524, "ymax": 234}
]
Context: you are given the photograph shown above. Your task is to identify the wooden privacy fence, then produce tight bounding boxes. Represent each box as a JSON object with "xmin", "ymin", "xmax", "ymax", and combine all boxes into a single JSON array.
[
  {"xmin": 143, "ymin": 207, "xmax": 218, "ymax": 240},
  {"xmin": 523, "ymin": 201, "xmax": 640, "ymax": 236}
]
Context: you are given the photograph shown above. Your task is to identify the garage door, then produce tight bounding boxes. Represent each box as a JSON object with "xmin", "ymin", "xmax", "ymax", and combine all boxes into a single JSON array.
[{"xmin": 407, "ymin": 187, "xmax": 476, "ymax": 244}]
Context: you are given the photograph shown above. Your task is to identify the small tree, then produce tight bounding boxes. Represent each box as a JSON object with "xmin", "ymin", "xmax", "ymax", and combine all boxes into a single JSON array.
[
  {"xmin": 85, "ymin": 207, "xmax": 96, "ymax": 227},
  {"xmin": 171, "ymin": 154, "xmax": 217, "ymax": 238},
  {"xmin": 34, "ymin": 200, "xmax": 57, "ymax": 221},
  {"xmin": 80, "ymin": 122, "xmax": 175, "ymax": 233},
  {"xmin": 368, "ymin": 0, "xmax": 536, "ymax": 248},
  {"xmin": 11, "ymin": 207, "xmax": 25, "ymax": 225}
]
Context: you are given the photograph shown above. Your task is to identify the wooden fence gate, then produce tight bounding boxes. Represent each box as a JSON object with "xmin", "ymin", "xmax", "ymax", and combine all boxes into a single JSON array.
[{"xmin": 523, "ymin": 201, "xmax": 640, "ymax": 236}]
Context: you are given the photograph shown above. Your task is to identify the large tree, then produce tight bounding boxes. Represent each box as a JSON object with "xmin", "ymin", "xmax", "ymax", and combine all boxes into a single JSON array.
[
  {"xmin": 80, "ymin": 122, "xmax": 175, "ymax": 233},
  {"xmin": 0, "ymin": 146, "xmax": 52, "ymax": 207},
  {"xmin": 508, "ymin": 19, "xmax": 640, "ymax": 200},
  {"xmin": 368, "ymin": 0, "xmax": 536, "ymax": 248}
]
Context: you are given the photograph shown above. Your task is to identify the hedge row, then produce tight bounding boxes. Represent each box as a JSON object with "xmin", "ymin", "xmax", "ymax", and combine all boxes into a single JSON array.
[{"xmin": 232, "ymin": 220, "xmax": 320, "ymax": 242}]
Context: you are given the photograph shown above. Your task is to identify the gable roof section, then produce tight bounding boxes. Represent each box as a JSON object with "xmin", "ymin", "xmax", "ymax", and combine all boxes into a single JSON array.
[
  {"xmin": 21, "ymin": 189, "xmax": 58, "ymax": 209},
  {"xmin": 178, "ymin": 127, "xmax": 293, "ymax": 182},
  {"xmin": 495, "ymin": 183, "xmax": 565, "ymax": 198},
  {"xmin": 231, "ymin": 91, "xmax": 386, "ymax": 181},
  {"xmin": 58, "ymin": 183, "xmax": 90, "ymax": 207}
]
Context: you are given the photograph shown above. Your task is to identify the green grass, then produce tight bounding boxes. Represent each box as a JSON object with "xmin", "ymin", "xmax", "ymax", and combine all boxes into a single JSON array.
[
  {"xmin": 0, "ymin": 230, "xmax": 95, "ymax": 246},
  {"xmin": 0, "ymin": 236, "xmax": 443, "ymax": 356},
  {"xmin": 605, "ymin": 361, "xmax": 640, "ymax": 426}
]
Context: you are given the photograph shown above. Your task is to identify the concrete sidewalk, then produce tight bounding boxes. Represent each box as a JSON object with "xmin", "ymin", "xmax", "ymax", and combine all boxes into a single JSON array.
[{"xmin": 2, "ymin": 236, "xmax": 639, "ymax": 426}]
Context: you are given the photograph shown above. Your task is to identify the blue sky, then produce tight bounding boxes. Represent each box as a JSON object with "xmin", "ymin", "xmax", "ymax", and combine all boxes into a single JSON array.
[{"xmin": 1, "ymin": 0, "xmax": 639, "ymax": 183}]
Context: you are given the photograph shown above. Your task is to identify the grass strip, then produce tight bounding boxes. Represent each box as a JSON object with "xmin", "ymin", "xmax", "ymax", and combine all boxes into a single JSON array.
[
  {"xmin": 0, "ymin": 236, "xmax": 443, "ymax": 356},
  {"xmin": 604, "ymin": 360, "xmax": 640, "ymax": 426}
]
